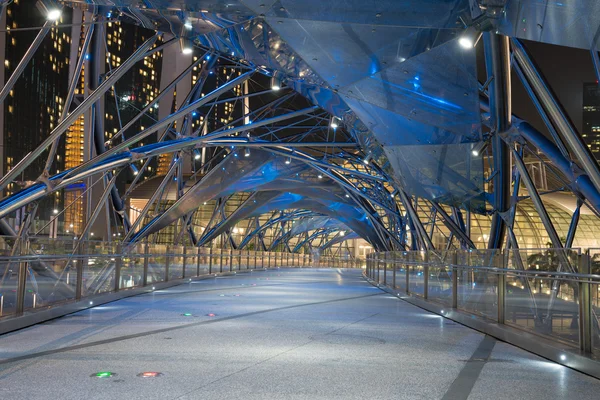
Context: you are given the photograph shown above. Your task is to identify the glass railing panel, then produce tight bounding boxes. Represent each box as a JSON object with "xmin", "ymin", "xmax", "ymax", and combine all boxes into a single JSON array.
[
  {"xmin": 147, "ymin": 244, "xmax": 167, "ymax": 283},
  {"xmin": 505, "ymin": 273, "xmax": 579, "ymax": 346},
  {"xmin": 169, "ymin": 246, "xmax": 184, "ymax": 281}
]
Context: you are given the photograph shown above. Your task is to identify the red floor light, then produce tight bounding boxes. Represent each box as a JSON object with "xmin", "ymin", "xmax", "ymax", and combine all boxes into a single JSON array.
[
  {"xmin": 137, "ymin": 372, "xmax": 163, "ymax": 378},
  {"xmin": 207, "ymin": 313, "xmax": 216, "ymax": 317}
]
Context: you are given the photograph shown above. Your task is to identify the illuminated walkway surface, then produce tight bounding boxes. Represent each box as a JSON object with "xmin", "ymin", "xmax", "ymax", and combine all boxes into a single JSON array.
[{"xmin": 0, "ymin": 269, "xmax": 598, "ymax": 399}]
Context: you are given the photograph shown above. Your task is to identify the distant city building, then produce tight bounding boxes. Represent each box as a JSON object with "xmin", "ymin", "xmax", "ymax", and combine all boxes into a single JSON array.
[
  {"xmin": 583, "ymin": 82, "xmax": 600, "ymax": 159},
  {"xmin": 0, "ymin": 0, "xmax": 74, "ymax": 233}
]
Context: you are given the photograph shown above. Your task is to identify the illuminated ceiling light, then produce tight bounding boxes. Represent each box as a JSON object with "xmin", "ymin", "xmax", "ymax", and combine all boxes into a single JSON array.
[
  {"xmin": 560, "ymin": 354, "xmax": 567, "ymax": 361},
  {"xmin": 363, "ymin": 154, "xmax": 371, "ymax": 165},
  {"xmin": 53, "ymin": 209, "xmax": 58, "ymax": 214},
  {"xmin": 37, "ymin": 1, "xmax": 62, "ymax": 21},
  {"xmin": 345, "ymin": 194, "xmax": 350, "ymax": 198},
  {"xmin": 285, "ymin": 157, "xmax": 291, "ymax": 164},
  {"xmin": 69, "ymin": 223, "xmax": 73, "ymax": 228},
  {"xmin": 180, "ymin": 38, "xmax": 194, "ymax": 55},
  {"xmin": 194, "ymin": 149, "xmax": 201, "ymax": 160},
  {"xmin": 244, "ymin": 148, "xmax": 251, "ymax": 157},
  {"xmin": 339, "ymin": 231, "xmax": 345, "ymax": 236},
  {"xmin": 471, "ymin": 141, "xmax": 487, "ymax": 157},
  {"xmin": 318, "ymin": 174, "xmax": 323, "ymax": 179},
  {"xmin": 184, "ymin": 21, "xmax": 193, "ymax": 30},
  {"xmin": 271, "ymin": 71, "xmax": 282, "ymax": 91},
  {"xmin": 330, "ymin": 116, "xmax": 340, "ymax": 129},
  {"xmin": 458, "ymin": 26, "xmax": 482, "ymax": 50},
  {"xmin": 46, "ymin": 8, "xmax": 61, "ymax": 20},
  {"xmin": 130, "ymin": 164, "xmax": 139, "ymax": 176},
  {"xmin": 90, "ymin": 232, "xmax": 94, "ymax": 236}
]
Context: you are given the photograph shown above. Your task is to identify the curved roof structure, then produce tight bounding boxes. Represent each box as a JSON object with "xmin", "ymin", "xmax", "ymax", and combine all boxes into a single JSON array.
[{"xmin": 0, "ymin": 0, "xmax": 599, "ymax": 255}]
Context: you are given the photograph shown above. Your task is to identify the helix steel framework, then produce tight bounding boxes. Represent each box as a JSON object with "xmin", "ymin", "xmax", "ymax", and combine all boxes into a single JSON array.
[{"xmin": 0, "ymin": 0, "xmax": 600, "ymax": 346}]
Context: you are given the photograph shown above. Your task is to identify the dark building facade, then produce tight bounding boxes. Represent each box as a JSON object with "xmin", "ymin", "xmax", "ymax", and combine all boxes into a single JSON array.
[
  {"xmin": 1, "ymin": 0, "xmax": 75, "ymax": 232},
  {"xmin": 583, "ymin": 82, "xmax": 600, "ymax": 159}
]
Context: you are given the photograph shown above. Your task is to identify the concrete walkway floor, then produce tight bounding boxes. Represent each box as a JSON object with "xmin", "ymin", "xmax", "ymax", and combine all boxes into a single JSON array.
[{"xmin": 0, "ymin": 268, "xmax": 598, "ymax": 399}]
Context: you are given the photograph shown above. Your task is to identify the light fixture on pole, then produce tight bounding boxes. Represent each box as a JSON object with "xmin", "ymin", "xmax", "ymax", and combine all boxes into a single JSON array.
[
  {"xmin": 130, "ymin": 164, "xmax": 139, "ymax": 176},
  {"xmin": 471, "ymin": 141, "xmax": 487, "ymax": 157},
  {"xmin": 194, "ymin": 149, "xmax": 201, "ymax": 160},
  {"xmin": 330, "ymin": 116, "xmax": 341, "ymax": 129},
  {"xmin": 180, "ymin": 38, "xmax": 194, "ymax": 55},
  {"xmin": 458, "ymin": 26, "xmax": 482, "ymax": 49},
  {"xmin": 271, "ymin": 71, "xmax": 282, "ymax": 91},
  {"xmin": 363, "ymin": 154, "xmax": 371, "ymax": 165},
  {"xmin": 244, "ymin": 148, "xmax": 251, "ymax": 157},
  {"xmin": 285, "ymin": 157, "xmax": 291, "ymax": 165},
  {"xmin": 36, "ymin": 0, "xmax": 62, "ymax": 21}
]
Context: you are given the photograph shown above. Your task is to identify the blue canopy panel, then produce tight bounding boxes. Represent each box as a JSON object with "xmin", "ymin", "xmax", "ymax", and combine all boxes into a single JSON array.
[
  {"xmin": 62, "ymin": 0, "xmax": 486, "ymax": 211},
  {"xmin": 496, "ymin": 0, "xmax": 600, "ymax": 50}
]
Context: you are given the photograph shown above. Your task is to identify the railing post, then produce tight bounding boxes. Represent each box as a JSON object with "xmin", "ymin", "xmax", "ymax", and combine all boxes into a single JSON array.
[
  {"xmin": 423, "ymin": 252, "xmax": 429, "ymax": 299},
  {"xmin": 497, "ymin": 251, "xmax": 506, "ymax": 324},
  {"xmin": 219, "ymin": 247, "xmax": 224, "ymax": 273},
  {"xmin": 208, "ymin": 247, "xmax": 213, "ymax": 274},
  {"xmin": 405, "ymin": 254, "xmax": 410, "ymax": 294},
  {"xmin": 196, "ymin": 247, "xmax": 201, "ymax": 276},
  {"xmin": 229, "ymin": 250, "xmax": 233, "ymax": 272},
  {"xmin": 579, "ymin": 251, "xmax": 592, "ymax": 353},
  {"xmin": 15, "ymin": 238, "xmax": 30, "ymax": 316},
  {"xmin": 267, "ymin": 252, "xmax": 271, "ymax": 268},
  {"xmin": 164, "ymin": 245, "xmax": 170, "ymax": 282},
  {"xmin": 392, "ymin": 253, "xmax": 396, "ymax": 288},
  {"xmin": 452, "ymin": 252, "xmax": 458, "ymax": 309},
  {"xmin": 182, "ymin": 246, "xmax": 187, "ymax": 278},
  {"xmin": 383, "ymin": 255, "xmax": 387, "ymax": 285},
  {"xmin": 143, "ymin": 242, "xmax": 149, "ymax": 286},
  {"xmin": 114, "ymin": 244, "xmax": 122, "ymax": 292},
  {"xmin": 75, "ymin": 240, "xmax": 83, "ymax": 301}
]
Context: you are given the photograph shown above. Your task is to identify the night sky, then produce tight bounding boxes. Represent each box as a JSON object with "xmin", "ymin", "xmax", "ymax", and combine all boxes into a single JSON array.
[{"xmin": 477, "ymin": 38, "xmax": 598, "ymax": 137}]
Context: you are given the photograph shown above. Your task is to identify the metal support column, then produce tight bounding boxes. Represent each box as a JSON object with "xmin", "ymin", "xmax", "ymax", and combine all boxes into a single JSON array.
[{"xmin": 484, "ymin": 32, "xmax": 512, "ymax": 250}]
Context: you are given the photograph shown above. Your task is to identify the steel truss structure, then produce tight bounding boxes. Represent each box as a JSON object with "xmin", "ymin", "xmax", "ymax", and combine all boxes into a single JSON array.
[{"xmin": 1, "ymin": 0, "xmax": 600, "ymax": 343}]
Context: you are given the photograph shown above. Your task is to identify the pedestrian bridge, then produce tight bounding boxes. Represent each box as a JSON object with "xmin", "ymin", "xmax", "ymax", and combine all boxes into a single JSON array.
[{"xmin": 0, "ymin": 267, "xmax": 598, "ymax": 400}]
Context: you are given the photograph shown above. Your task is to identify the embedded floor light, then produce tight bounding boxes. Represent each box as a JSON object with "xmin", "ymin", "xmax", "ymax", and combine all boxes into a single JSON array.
[{"xmin": 91, "ymin": 371, "xmax": 115, "ymax": 378}]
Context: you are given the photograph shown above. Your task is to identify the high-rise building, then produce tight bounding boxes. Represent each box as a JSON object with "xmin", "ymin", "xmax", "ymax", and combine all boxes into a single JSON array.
[
  {"xmin": 1, "ymin": 0, "xmax": 73, "ymax": 228},
  {"xmin": 103, "ymin": 20, "xmax": 163, "ymax": 184},
  {"xmin": 583, "ymin": 82, "xmax": 600, "ymax": 159}
]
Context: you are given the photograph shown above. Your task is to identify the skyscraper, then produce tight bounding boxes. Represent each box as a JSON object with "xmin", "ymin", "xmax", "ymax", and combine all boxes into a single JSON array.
[
  {"xmin": 583, "ymin": 82, "xmax": 600, "ymax": 159},
  {"xmin": 1, "ymin": 0, "xmax": 73, "ymax": 230}
]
